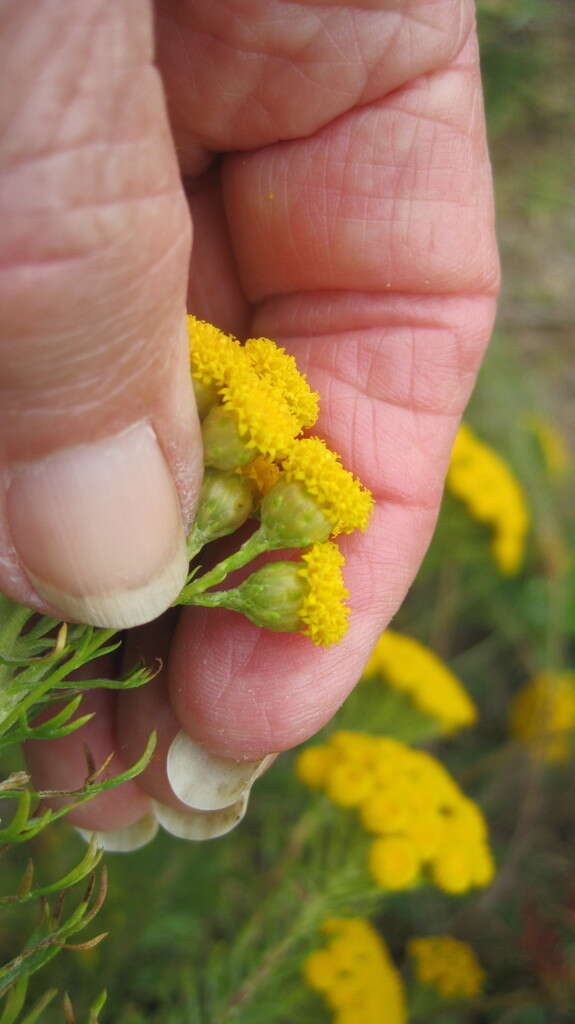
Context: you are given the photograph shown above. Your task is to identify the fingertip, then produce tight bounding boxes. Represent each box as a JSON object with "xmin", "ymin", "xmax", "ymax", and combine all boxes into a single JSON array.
[{"xmin": 167, "ymin": 605, "xmax": 370, "ymax": 761}]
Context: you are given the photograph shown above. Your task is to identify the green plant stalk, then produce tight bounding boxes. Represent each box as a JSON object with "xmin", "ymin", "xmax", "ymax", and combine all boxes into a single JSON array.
[{"xmin": 176, "ymin": 526, "xmax": 273, "ymax": 602}]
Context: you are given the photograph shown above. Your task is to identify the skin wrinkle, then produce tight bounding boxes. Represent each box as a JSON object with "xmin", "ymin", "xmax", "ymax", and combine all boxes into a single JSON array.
[
  {"xmin": 157, "ymin": 0, "xmax": 475, "ymax": 157},
  {"xmin": 254, "ymin": 291, "xmax": 498, "ymax": 334},
  {"xmin": 223, "ymin": 93, "xmax": 497, "ymax": 300},
  {"xmin": 0, "ymin": 230, "xmax": 187, "ymax": 385},
  {"xmin": 312, "ymin": 335, "xmax": 469, "ymax": 417},
  {"xmin": 1, "ymin": 7, "xmax": 154, "ymax": 162}
]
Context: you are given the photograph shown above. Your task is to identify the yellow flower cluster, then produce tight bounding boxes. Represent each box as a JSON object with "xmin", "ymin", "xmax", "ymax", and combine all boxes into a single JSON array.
[
  {"xmin": 510, "ymin": 672, "xmax": 575, "ymax": 762},
  {"xmin": 408, "ymin": 936, "xmax": 485, "ymax": 1000},
  {"xmin": 296, "ymin": 732, "xmax": 494, "ymax": 894},
  {"xmin": 364, "ymin": 630, "xmax": 477, "ymax": 734},
  {"xmin": 298, "ymin": 543, "xmax": 350, "ymax": 646},
  {"xmin": 189, "ymin": 316, "xmax": 317, "ymax": 463},
  {"xmin": 447, "ymin": 423, "xmax": 529, "ymax": 574},
  {"xmin": 304, "ymin": 918, "xmax": 406, "ymax": 1024},
  {"xmin": 189, "ymin": 316, "xmax": 373, "ymax": 540}
]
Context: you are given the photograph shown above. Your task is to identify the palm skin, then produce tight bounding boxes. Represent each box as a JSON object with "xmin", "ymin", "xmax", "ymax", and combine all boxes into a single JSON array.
[{"xmin": 11, "ymin": 0, "xmax": 499, "ymax": 831}]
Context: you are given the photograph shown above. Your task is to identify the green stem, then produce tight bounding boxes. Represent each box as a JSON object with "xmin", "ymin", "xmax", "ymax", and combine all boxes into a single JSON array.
[
  {"xmin": 176, "ymin": 526, "xmax": 271, "ymax": 603},
  {"xmin": 186, "ymin": 526, "xmax": 207, "ymax": 562},
  {"xmin": 185, "ymin": 590, "xmax": 231, "ymax": 609},
  {"xmin": 0, "ymin": 596, "xmax": 33, "ymax": 689}
]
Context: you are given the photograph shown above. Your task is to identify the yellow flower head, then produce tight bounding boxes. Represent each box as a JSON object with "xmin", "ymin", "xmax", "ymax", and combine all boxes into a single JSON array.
[
  {"xmin": 447, "ymin": 423, "xmax": 529, "ymax": 575},
  {"xmin": 368, "ymin": 836, "xmax": 421, "ymax": 890},
  {"xmin": 218, "ymin": 364, "xmax": 302, "ymax": 461},
  {"xmin": 219, "ymin": 544, "xmax": 349, "ymax": 646},
  {"xmin": 296, "ymin": 731, "xmax": 494, "ymax": 895},
  {"xmin": 188, "ymin": 316, "xmax": 246, "ymax": 391},
  {"xmin": 510, "ymin": 672, "xmax": 575, "ymax": 762},
  {"xmin": 244, "ymin": 336, "xmax": 319, "ymax": 428},
  {"xmin": 304, "ymin": 918, "xmax": 406, "ymax": 1024},
  {"xmin": 364, "ymin": 630, "xmax": 477, "ymax": 733},
  {"xmin": 281, "ymin": 438, "xmax": 374, "ymax": 536},
  {"xmin": 408, "ymin": 936, "xmax": 485, "ymax": 1000},
  {"xmin": 297, "ymin": 542, "xmax": 350, "ymax": 646},
  {"xmin": 189, "ymin": 318, "xmax": 320, "ymax": 466},
  {"xmin": 295, "ymin": 745, "xmax": 337, "ymax": 788}
]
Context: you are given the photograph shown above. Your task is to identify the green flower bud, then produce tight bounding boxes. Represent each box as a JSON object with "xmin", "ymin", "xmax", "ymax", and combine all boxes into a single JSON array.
[
  {"xmin": 259, "ymin": 478, "xmax": 331, "ymax": 547},
  {"xmin": 202, "ymin": 406, "xmax": 255, "ymax": 470},
  {"xmin": 222, "ymin": 561, "xmax": 306, "ymax": 632},
  {"xmin": 193, "ymin": 378, "xmax": 219, "ymax": 420},
  {"xmin": 194, "ymin": 469, "xmax": 255, "ymax": 544}
]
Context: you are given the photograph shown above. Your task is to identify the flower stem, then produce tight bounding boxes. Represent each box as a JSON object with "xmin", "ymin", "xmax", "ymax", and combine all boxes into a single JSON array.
[{"xmin": 176, "ymin": 526, "xmax": 272, "ymax": 603}]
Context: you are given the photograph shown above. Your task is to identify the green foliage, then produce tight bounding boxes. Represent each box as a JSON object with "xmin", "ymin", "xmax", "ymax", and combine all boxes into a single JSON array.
[{"xmin": 0, "ymin": 597, "xmax": 157, "ymax": 1020}]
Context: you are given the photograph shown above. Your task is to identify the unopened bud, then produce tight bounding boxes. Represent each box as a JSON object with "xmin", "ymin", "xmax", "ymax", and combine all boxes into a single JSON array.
[
  {"xmin": 194, "ymin": 469, "xmax": 255, "ymax": 544},
  {"xmin": 222, "ymin": 561, "xmax": 306, "ymax": 631},
  {"xmin": 202, "ymin": 406, "xmax": 255, "ymax": 470},
  {"xmin": 260, "ymin": 479, "xmax": 331, "ymax": 547}
]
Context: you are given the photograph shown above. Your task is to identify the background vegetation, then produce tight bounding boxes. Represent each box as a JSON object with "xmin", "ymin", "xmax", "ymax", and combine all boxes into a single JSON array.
[{"xmin": 1, "ymin": 0, "xmax": 573, "ymax": 1020}]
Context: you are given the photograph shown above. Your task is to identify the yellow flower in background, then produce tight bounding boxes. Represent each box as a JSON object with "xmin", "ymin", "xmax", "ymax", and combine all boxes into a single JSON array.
[
  {"xmin": 408, "ymin": 936, "xmax": 485, "ymax": 1000},
  {"xmin": 304, "ymin": 918, "xmax": 406, "ymax": 1024},
  {"xmin": 296, "ymin": 732, "xmax": 495, "ymax": 895},
  {"xmin": 364, "ymin": 630, "xmax": 477, "ymax": 734},
  {"xmin": 447, "ymin": 423, "xmax": 529, "ymax": 574},
  {"xmin": 368, "ymin": 835, "xmax": 421, "ymax": 890},
  {"xmin": 280, "ymin": 437, "xmax": 374, "ymax": 536},
  {"xmin": 528, "ymin": 415, "xmax": 569, "ymax": 479},
  {"xmin": 510, "ymin": 672, "xmax": 575, "ymax": 762}
]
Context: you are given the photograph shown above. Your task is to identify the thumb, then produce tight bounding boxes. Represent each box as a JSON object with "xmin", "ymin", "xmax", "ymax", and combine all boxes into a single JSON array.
[{"xmin": 0, "ymin": 0, "xmax": 200, "ymax": 627}]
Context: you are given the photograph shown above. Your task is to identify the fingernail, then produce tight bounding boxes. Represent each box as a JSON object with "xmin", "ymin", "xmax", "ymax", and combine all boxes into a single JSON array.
[
  {"xmin": 75, "ymin": 811, "xmax": 159, "ymax": 852},
  {"xmin": 153, "ymin": 796, "xmax": 249, "ymax": 841},
  {"xmin": 7, "ymin": 422, "xmax": 188, "ymax": 628},
  {"xmin": 167, "ymin": 731, "xmax": 275, "ymax": 811}
]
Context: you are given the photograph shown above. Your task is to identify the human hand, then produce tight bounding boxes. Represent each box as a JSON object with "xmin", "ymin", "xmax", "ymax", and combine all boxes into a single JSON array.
[{"xmin": 8, "ymin": 0, "xmax": 498, "ymax": 847}]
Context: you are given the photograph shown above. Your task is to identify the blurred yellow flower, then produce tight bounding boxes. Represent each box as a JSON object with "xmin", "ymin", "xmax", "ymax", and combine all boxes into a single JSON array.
[
  {"xmin": 368, "ymin": 835, "xmax": 421, "ymax": 890},
  {"xmin": 364, "ymin": 630, "xmax": 477, "ymax": 733},
  {"xmin": 296, "ymin": 732, "xmax": 495, "ymax": 895},
  {"xmin": 304, "ymin": 918, "xmax": 406, "ymax": 1024},
  {"xmin": 447, "ymin": 423, "xmax": 529, "ymax": 574},
  {"xmin": 510, "ymin": 672, "xmax": 575, "ymax": 762},
  {"xmin": 408, "ymin": 936, "xmax": 485, "ymax": 1000}
]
